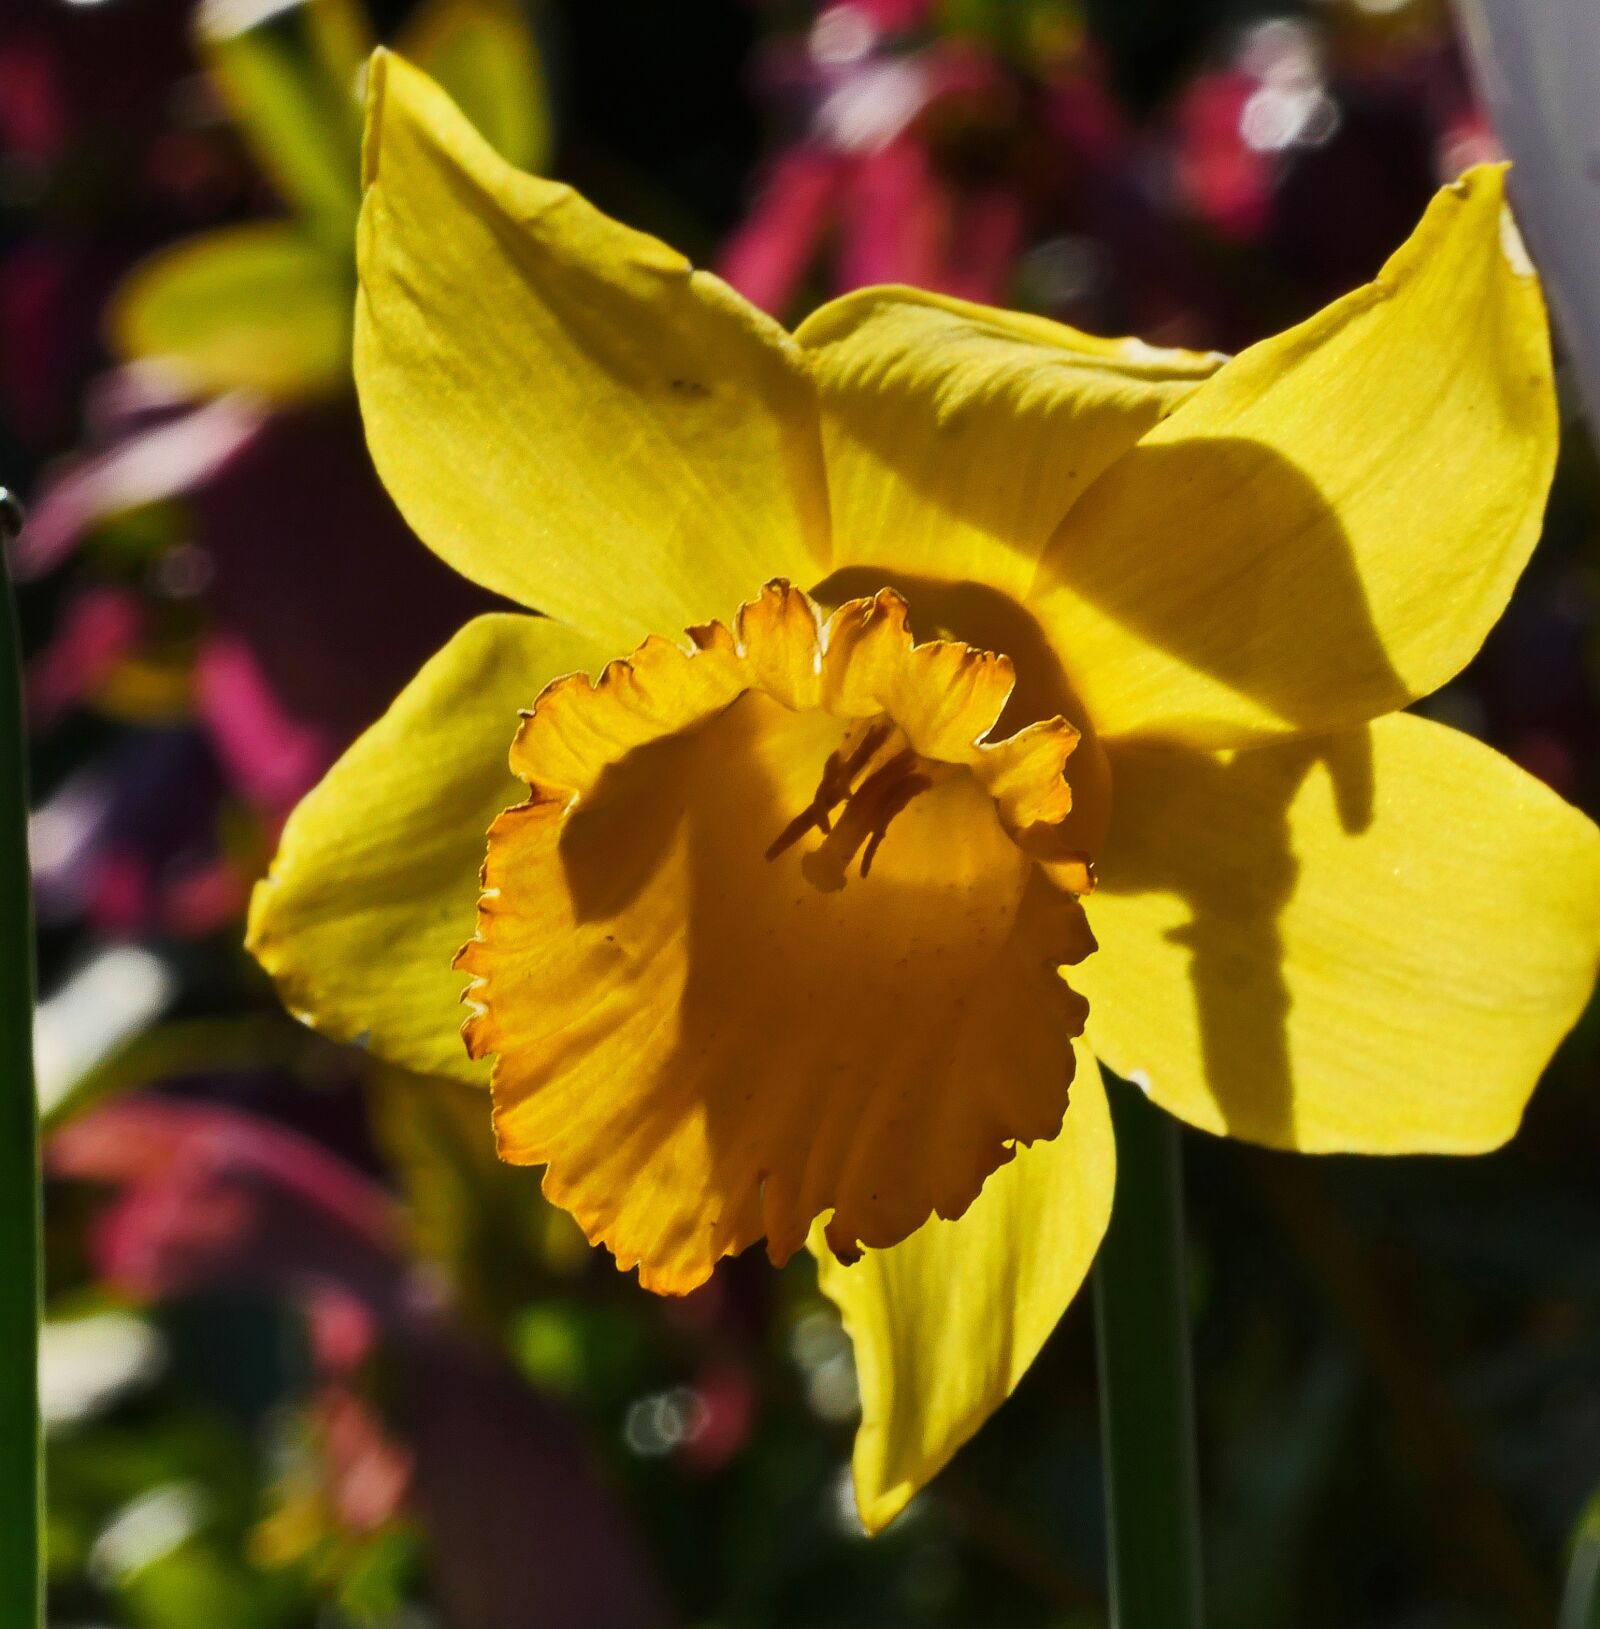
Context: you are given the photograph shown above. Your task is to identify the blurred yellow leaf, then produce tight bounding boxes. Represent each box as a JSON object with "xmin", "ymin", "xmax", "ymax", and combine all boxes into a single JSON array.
[
  {"xmin": 397, "ymin": 0, "xmax": 552, "ymax": 172},
  {"xmin": 108, "ymin": 222, "xmax": 352, "ymax": 402},
  {"xmin": 365, "ymin": 1066, "xmax": 585, "ymax": 1318},
  {"xmin": 90, "ymin": 646, "xmax": 197, "ymax": 723},
  {"xmin": 197, "ymin": 0, "xmax": 372, "ymax": 243}
]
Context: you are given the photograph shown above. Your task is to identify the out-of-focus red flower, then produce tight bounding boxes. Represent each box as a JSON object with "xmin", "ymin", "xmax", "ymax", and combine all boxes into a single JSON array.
[
  {"xmin": 310, "ymin": 1380, "xmax": 414, "ymax": 1532},
  {"xmin": 26, "ymin": 586, "xmax": 146, "ymax": 731},
  {"xmin": 1172, "ymin": 67, "xmax": 1271, "ymax": 239},
  {"xmin": 0, "ymin": 34, "xmax": 62, "ymax": 164},
  {"xmin": 677, "ymin": 1362, "xmax": 758, "ymax": 1474},
  {"xmin": 719, "ymin": 148, "xmax": 843, "ymax": 314},
  {"xmin": 50, "ymin": 1096, "xmax": 403, "ymax": 1321},
  {"xmin": 195, "ymin": 633, "xmax": 334, "ymax": 816},
  {"xmin": 721, "ymin": 3, "xmax": 1036, "ymax": 313},
  {"xmin": 0, "ymin": 0, "xmax": 228, "ymax": 441}
]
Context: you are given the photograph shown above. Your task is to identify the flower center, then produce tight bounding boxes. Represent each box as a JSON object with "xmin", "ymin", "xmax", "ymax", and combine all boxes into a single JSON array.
[
  {"xmin": 766, "ymin": 719, "xmax": 939, "ymax": 890},
  {"xmin": 456, "ymin": 581, "xmax": 1101, "ymax": 1295},
  {"xmin": 809, "ymin": 565, "xmax": 1112, "ymax": 860}
]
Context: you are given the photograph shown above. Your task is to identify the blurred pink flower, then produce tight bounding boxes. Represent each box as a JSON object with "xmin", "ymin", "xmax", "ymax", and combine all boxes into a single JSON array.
[
  {"xmin": 195, "ymin": 633, "xmax": 334, "ymax": 816},
  {"xmin": 16, "ymin": 369, "xmax": 268, "ymax": 582},
  {"xmin": 721, "ymin": 4, "xmax": 1027, "ymax": 312},
  {"xmin": 50, "ymin": 1096, "xmax": 403, "ymax": 1325},
  {"xmin": 25, "ymin": 586, "xmax": 145, "ymax": 731}
]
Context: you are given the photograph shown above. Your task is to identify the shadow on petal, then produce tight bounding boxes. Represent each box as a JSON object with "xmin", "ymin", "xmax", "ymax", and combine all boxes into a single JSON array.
[
  {"xmin": 1090, "ymin": 730, "xmax": 1375, "ymax": 1146},
  {"xmin": 1035, "ymin": 435, "xmax": 1410, "ymax": 744}
]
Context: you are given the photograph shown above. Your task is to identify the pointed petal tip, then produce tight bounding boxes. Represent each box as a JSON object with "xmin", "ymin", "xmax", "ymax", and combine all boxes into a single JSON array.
[{"xmin": 354, "ymin": 53, "xmax": 828, "ymax": 638}]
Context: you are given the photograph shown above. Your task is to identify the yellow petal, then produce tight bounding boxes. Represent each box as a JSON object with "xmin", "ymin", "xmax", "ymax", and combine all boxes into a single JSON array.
[
  {"xmin": 1032, "ymin": 166, "xmax": 1556, "ymax": 748},
  {"xmin": 198, "ymin": 0, "xmax": 370, "ymax": 245},
  {"xmin": 396, "ymin": 0, "xmax": 552, "ymax": 172},
  {"xmin": 458, "ymin": 583, "xmax": 1096, "ymax": 1294},
  {"xmin": 355, "ymin": 51, "xmax": 829, "ymax": 645},
  {"xmin": 1077, "ymin": 712, "xmax": 1600, "ymax": 1151},
  {"xmin": 815, "ymin": 1037, "xmax": 1113, "ymax": 1533},
  {"xmin": 797, "ymin": 288, "xmax": 1222, "ymax": 600},
  {"xmin": 107, "ymin": 222, "xmax": 351, "ymax": 402},
  {"xmin": 247, "ymin": 612, "xmax": 607, "ymax": 1085}
]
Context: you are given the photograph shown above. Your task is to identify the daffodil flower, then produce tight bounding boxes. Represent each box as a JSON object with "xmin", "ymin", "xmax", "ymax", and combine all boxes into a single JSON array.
[{"xmin": 249, "ymin": 52, "xmax": 1600, "ymax": 1531}]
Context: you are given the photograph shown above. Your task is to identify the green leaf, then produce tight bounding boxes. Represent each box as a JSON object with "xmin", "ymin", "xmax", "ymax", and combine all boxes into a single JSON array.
[
  {"xmin": 1561, "ymin": 1490, "xmax": 1600, "ymax": 1629},
  {"xmin": 119, "ymin": 1529, "xmax": 304, "ymax": 1629},
  {"xmin": 0, "ymin": 499, "xmax": 42, "ymax": 1627},
  {"xmin": 108, "ymin": 222, "xmax": 352, "ymax": 402},
  {"xmin": 365, "ymin": 1066, "xmax": 587, "ymax": 1320},
  {"xmin": 397, "ymin": 0, "xmax": 553, "ymax": 172},
  {"xmin": 197, "ymin": 0, "xmax": 372, "ymax": 243}
]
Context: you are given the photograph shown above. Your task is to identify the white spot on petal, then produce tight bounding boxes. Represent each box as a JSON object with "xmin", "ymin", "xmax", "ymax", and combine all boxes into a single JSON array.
[
  {"xmin": 1120, "ymin": 335, "xmax": 1230, "ymax": 369},
  {"xmin": 1499, "ymin": 206, "xmax": 1535, "ymax": 277}
]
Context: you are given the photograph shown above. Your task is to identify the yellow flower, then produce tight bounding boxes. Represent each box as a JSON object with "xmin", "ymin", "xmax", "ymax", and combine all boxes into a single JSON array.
[{"xmin": 249, "ymin": 52, "xmax": 1600, "ymax": 1531}]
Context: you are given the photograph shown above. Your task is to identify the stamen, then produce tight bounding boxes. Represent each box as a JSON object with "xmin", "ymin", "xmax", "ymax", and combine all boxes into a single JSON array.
[
  {"xmin": 854, "ymin": 755, "xmax": 934, "ymax": 878},
  {"xmin": 764, "ymin": 720, "xmax": 894, "ymax": 862},
  {"xmin": 772, "ymin": 732, "xmax": 935, "ymax": 893}
]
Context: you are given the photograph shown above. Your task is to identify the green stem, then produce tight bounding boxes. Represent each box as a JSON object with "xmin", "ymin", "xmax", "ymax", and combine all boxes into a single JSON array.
[
  {"xmin": 1560, "ymin": 1493, "xmax": 1600, "ymax": 1629},
  {"xmin": 1093, "ymin": 1079, "xmax": 1203, "ymax": 1629},
  {"xmin": 0, "ymin": 490, "xmax": 42, "ymax": 1629}
]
